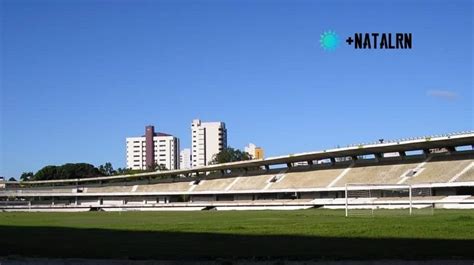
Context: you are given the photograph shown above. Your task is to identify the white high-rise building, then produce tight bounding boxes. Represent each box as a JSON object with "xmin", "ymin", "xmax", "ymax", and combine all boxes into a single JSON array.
[
  {"xmin": 191, "ymin": 119, "xmax": 227, "ymax": 167},
  {"xmin": 179, "ymin": 148, "xmax": 191, "ymax": 170},
  {"xmin": 126, "ymin": 125, "xmax": 180, "ymax": 171}
]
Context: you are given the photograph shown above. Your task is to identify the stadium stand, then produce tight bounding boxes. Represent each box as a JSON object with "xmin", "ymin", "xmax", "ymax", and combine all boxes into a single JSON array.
[
  {"xmin": 453, "ymin": 165, "xmax": 474, "ymax": 182},
  {"xmin": 193, "ymin": 176, "xmax": 240, "ymax": 192},
  {"xmin": 405, "ymin": 153, "xmax": 474, "ymax": 184},
  {"xmin": 86, "ymin": 185, "xmax": 134, "ymax": 193},
  {"xmin": 269, "ymin": 166, "xmax": 348, "ymax": 190},
  {"xmin": 135, "ymin": 179, "xmax": 193, "ymax": 193},
  {"xmin": 229, "ymin": 171, "xmax": 279, "ymax": 191},
  {"xmin": 330, "ymin": 158, "xmax": 424, "ymax": 187},
  {"xmin": 11, "ymin": 186, "xmax": 75, "ymax": 194},
  {"xmin": 1, "ymin": 132, "xmax": 473, "ymax": 211}
]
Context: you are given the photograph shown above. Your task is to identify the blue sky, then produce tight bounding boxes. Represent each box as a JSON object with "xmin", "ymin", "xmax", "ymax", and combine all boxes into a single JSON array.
[{"xmin": 1, "ymin": 0, "xmax": 472, "ymax": 179}]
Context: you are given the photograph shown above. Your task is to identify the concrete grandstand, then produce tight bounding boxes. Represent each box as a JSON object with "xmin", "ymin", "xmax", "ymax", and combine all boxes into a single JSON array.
[{"xmin": 1, "ymin": 132, "xmax": 473, "ymax": 212}]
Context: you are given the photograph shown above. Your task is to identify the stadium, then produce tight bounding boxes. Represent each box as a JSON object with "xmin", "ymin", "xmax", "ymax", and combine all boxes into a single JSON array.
[
  {"xmin": 2, "ymin": 0, "xmax": 473, "ymax": 263},
  {"xmin": 2, "ymin": 132, "xmax": 473, "ymax": 213}
]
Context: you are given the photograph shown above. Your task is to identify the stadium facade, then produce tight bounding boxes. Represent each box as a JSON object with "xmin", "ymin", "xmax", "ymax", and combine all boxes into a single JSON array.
[{"xmin": 1, "ymin": 132, "xmax": 473, "ymax": 212}]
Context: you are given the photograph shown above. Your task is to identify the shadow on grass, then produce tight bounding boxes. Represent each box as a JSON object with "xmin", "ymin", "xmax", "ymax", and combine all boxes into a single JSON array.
[{"xmin": 1, "ymin": 225, "xmax": 473, "ymax": 260}]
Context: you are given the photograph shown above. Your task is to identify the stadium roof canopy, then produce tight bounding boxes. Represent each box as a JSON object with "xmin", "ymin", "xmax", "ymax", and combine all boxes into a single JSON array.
[{"xmin": 10, "ymin": 132, "xmax": 474, "ymax": 185}]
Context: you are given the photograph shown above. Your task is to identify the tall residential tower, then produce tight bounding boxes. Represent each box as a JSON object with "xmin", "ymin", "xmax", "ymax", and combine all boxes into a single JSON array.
[
  {"xmin": 179, "ymin": 148, "xmax": 191, "ymax": 170},
  {"xmin": 191, "ymin": 119, "xmax": 227, "ymax": 167},
  {"xmin": 126, "ymin": 125, "xmax": 180, "ymax": 170}
]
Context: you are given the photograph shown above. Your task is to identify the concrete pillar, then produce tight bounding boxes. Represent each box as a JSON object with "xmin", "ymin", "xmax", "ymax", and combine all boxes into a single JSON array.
[
  {"xmin": 330, "ymin": 157, "xmax": 336, "ymax": 164},
  {"xmin": 374, "ymin": 153, "xmax": 382, "ymax": 162},
  {"xmin": 264, "ymin": 165, "xmax": 270, "ymax": 171},
  {"xmin": 446, "ymin": 146, "xmax": 456, "ymax": 153},
  {"xmin": 307, "ymin": 160, "xmax": 313, "ymax": 166},
  {"xmin": 423, "ymin": 149, "xmax": 430, "ymax": 157}
]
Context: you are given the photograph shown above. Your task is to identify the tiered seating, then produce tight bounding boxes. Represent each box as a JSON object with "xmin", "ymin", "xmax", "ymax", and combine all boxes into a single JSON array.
[
  {"xmin": 455, "ymin": 165, "xmax": 474, "ymax": 182},
  {"xmin": 406, "ymin": 154, "xmax": 474, "ymax": 184},
  {"xmin": 9, "ymin": 186, "xmax": 74, "ymax": 193},
  {"xmin": 229, "ymin": 171, "xmax": 276, "ymax": 191},
  {"xmin": 86, "ymin": 185, "xmax": 133, "ymax": 193},
  {"xmin": 4, "ymin": 152, "xmax": 473, "ymax": 197},
  {"xmin": 135, "ymin": 180, "xmax": 191, "ymax": 192},
  {"xmin": 193, "ymin": 177, "xmax": 239, "ymax": 192},
  {"xmin": 332, "ymin": 159, "xmax": 424, "ymax": 187},
  {"xmin": 269, "ymin": 166, "xmax": 346, "ymax": 190}
]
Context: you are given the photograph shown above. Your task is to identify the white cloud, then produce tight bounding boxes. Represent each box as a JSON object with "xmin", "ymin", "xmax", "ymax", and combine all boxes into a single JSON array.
[{"xmin": 426, "ymin": 90, "xmax": 459, "ymax": 101}]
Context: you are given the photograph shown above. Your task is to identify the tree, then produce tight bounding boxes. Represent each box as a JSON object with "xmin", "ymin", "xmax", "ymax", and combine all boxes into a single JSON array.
[
  {"xmin": 8, "ymin": 177, "xmax": 16, "ymax": 181},
  {"xmin": 33, "ymin": 163, "xmax": 103, "ymax": 181},
  {"xmin": 156, "ymin": 164, "xmax": 168, "ymax": 171},
  {"xmin": 210, "ymin": 147, "xmax": 252, "ymax": 164},
  {"xmin": 58, "ymin": 163, "xmax": 102, "ymax": 179},
  {"xmin": 99, "ymin": 162, "xmax": 116, "ymax": 176},
  {"xmin": 116, "ymin": 167, "xmax": 126, "ymax": 175},
  {"xmin": 20, "ymin": 172, "xmax": 34, "ymax": 181},
  {"xmin": 147, "ymin": 162, "xmax": 167, "ymax": 172},
  {"xmin": 34, "ymin": 166, "xmax": 59, "ymax": 180}
]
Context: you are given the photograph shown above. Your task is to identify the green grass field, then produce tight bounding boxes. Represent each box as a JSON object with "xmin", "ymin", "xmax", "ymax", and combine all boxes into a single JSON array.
[{"xmin": 1, "ymin": 209, "xmax": 474, "ymax": 260}]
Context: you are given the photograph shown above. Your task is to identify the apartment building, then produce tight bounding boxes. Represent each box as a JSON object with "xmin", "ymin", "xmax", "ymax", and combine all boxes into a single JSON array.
[
  {"xmin": 179, "ymin": 148, "xmax": 191, "ymax": 170},
  {"xmin": 244, "ymin": 143, "xmax": 264, "ymax": 159},
  {"xmin": 126, "ymin": 125, "xmax": 179, "ymax": 170},
  {"xmin": 191, "ymin": 119, "xmax": 227, "ymax": 167}
]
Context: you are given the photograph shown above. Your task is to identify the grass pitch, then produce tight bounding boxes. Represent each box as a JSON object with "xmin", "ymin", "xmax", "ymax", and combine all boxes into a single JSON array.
[{"xmin": 1, "ymin": 209, "xmax": 474, "ymax": 260}]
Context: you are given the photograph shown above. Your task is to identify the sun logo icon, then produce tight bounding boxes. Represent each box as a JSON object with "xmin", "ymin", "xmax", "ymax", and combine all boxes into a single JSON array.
[{"xmin": 320, "ymin": 30, "xmax": 340, "ymax": 51}]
